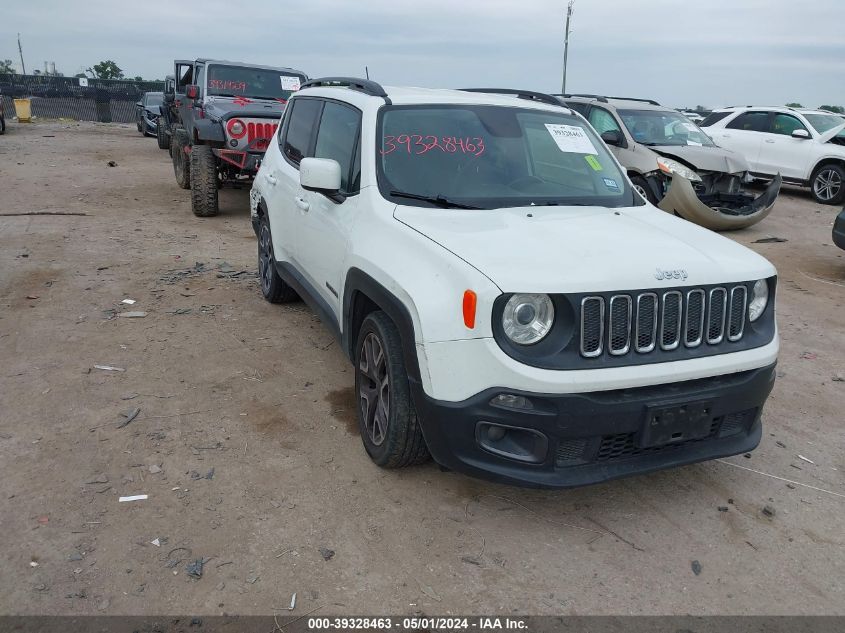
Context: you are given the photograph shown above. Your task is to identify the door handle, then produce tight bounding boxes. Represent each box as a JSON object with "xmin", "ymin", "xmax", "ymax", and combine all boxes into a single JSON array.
[
  {"xmin": 764, "ymin": 139, "xmax": 775, "ymax": 143},
  {"xmin": 265, "ymin": 173, "xmax": 277, "ymax": 186},
  {"xmin": 294, "ymin": 196, "xmax": 310, "ymax": 212}
]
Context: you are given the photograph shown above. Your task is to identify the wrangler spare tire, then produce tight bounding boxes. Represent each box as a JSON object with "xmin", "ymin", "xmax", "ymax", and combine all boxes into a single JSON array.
[{"xmin": 190, "ymin": 144, "xmax": 219, "ymax": 217}]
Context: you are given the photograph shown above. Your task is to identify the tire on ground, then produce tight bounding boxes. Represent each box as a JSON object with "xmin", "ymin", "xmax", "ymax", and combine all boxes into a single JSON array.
[
  {"xmin": 354, "ymin": 311, "xmax": 430, "ymax": 468},
  {"xmin": 631, "ymin": 175, "xmax": 659, "ymax": 204},
  {"xmin": 257, "ymin": 214, "xmax": 298, "ymax": 303},
  {"xmin": 171, "ymin": 131, "xmax": 191, "ymax": 189},
  {"xmin": 190, "ymin": 144, "xmax": 219, "ymax": 217}
]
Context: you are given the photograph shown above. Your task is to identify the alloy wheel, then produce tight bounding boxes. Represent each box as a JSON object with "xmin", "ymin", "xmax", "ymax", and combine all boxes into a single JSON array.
[
  {"xmin": 814, "ymin": 169, "xmax": 842, "ymax": 202},
  {"xmin": 358, "ymin": 332, "xmax": 389, "ymax": 446},
  {"xmin": 258, "ymin": 224, "xmax": 274, "ymax": 295}
]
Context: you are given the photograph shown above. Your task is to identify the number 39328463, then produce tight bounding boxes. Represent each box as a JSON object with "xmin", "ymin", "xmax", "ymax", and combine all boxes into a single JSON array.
[{"xmin": 381, "ymin": 135, "xmax": 485, "ymax": 157}]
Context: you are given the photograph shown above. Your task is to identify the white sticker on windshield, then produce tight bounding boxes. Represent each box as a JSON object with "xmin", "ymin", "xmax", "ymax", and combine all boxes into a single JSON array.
[
  {"xmin": 281, "ymin": 76, "xmax": 301, "ymax": 91},
  {"xmin": 544, "ymin": 124, "xmax": 598, "ymax": 155},
  {"xmin": 687, "ymin": 140, "xmax": 703, "ymax": 147}
]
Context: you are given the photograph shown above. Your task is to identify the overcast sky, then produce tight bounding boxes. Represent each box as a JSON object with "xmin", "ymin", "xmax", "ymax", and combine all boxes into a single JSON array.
[{"xmin": 3, "ymin": 0, "xmax": 843, "ymax": 108}]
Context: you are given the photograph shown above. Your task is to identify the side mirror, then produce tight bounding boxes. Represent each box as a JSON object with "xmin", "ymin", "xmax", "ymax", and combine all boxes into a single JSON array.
[
  {"xmin": 186, "ymin": 84, "xmax": 199, "ymax": 100},
  {"xmin": 792, "ymin": 129, "xmax": 810, "ymax": 139},
  {"xmin": 300, "ymin": 158, "xmax": 342, "ymax": 195},
  {"xmin": 601, "ymin": 130, "xmax": 623, "ymax": 147},
  {"xmin": 164, "ymin": 92, "xmax": 174, "ymax": 103}
]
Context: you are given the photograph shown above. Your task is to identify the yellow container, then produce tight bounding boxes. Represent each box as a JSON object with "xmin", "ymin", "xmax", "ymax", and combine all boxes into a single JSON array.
[{"xmin": 14, "ymin": 98, "xmax": 32, "ymax": 122}]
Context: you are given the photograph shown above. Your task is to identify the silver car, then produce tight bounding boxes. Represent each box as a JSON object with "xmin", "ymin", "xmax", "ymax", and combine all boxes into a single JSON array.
[{"xmin": 558, "ymin": 94, "xmax": 781, "ymax": 231}]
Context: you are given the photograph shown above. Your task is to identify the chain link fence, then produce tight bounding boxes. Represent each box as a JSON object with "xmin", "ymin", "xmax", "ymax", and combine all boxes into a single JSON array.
[{"xmin": 0, "ymin": 74, "xmax": 165, "ymax": 124}]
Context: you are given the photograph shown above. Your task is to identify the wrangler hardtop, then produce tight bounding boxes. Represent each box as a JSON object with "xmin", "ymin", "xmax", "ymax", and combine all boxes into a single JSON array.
[{"xmin": 168, "ymin": 58, "xmax": 308, "ymax": 217}]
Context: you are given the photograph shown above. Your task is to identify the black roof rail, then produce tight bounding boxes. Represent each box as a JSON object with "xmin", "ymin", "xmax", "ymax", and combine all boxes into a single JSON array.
[
  {"xmin": 554, "ymin": 93, "xmax": 609, "ymax": 103},
  {"xmin": 606, "ymin": 96, "xmax": 661, "ymax": 106},
  {"xmin": 459, "ymin": 88, "xmax": 563, "ymax": 107},
  {"xmin": 299, "ymin": 77, "xmax": 390, "ymax": 104}
]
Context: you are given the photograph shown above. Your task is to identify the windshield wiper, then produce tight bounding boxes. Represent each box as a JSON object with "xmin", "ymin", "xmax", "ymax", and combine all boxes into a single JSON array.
[{"xmin": 389, "ymin": 190, "xmax": 480, "ymax": 209}]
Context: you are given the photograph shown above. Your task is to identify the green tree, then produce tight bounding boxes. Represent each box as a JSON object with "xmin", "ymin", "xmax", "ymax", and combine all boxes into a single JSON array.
[
  {"xmin": 74, "ymin": 72, "xmax": 87, "ymax": 78},
  {"xmin": 86, "ymin": 60, "xmax": 124, "ymax": 80},
  {"xmin": 133, "ymin": 75, "xmax": 143, "ymax": 81},
  {"xmin": 785, "ymin": 102, "xmax": 803, "ymax": 108},
  {"xmin": 819, "ymin": 105, "xmax": 844, "ymax": 114},
  {"xmin": 0, "ymin": 59, "xmax": 14, "ymax": 74}
]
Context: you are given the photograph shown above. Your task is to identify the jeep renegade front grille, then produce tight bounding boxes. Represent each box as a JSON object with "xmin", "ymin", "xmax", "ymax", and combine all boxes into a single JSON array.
[{"xmin": 579, "ymin": 285, "xmax": 749, "ymax": 358}]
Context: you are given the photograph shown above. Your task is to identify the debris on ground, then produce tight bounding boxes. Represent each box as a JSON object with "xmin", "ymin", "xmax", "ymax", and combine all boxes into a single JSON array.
[
  {"xmin": 151, "ymin": 538, "xmax": 161, "ymax": 547},
  {"xmin": 148, "ymin": 464, "xmax": 162, "ymax": 474},
  {"xmin": 85, "ymin": 474, "xmax": 109, "ymax": 485},
  {"xmin": 118, "ymin": 494, "xmax": 148, "ymax": 502},
  {"xmin": 118, "ymin": 311, "xmax": 147, "ymax": 318},
  {"xmin": 289, "ymin": 593, "xmax": 297, "ymax": 610},
  {"xmin": 318, "ymin": 547, "xmax": 335, "ymax": 561},
  {"xmin": 753, "ymin": 237, "xmax": 788, "ymax": 243},
  {"xmin": 94, "ymin": 365, "xmax": 125, "ymax": 372},
  {"xmin": 116, "ymin": 408, "xmax": 141, "ymax": 429},
  {"xmin": 691, "ymin": 560, "xmax": 702, "ymax": 576},
  {"xmin": 246, "ymin": 573, "xmax": 259, "ymax": 584},
  {"xmin": 107, "ymin": 161, "xmax": 117, "ymax": 167},
  {"xmin": 717, "ymin": 506, "xmax": 729, "ymax": 512},
  {"xmin": 762, "ymin": 505, "xmax": 776, "ymax": 518},
  {"xmin": 797, "ymin": 455, "xmax": 815, "ymax": 465},
  {"xmin": 801, "ymin": 352, "xmax": 818, "ymax": 360},
  {"xmin": 833, "ymin": 374, "xmax": 844, "ymax": 383},
  {"xmin": 419, "ymin": 583, "xmax": 442, "ymax": 602},
  {"xmin": 186, "ymin": 558, "xmax": 208, "ymax": 579},
  {"xmin": 776, "ymin": 441, "xmax": 786, "ymax": 448},
  {"xmin": 121, "ymin": 298, "xmax": 136, "ymax": 305}
]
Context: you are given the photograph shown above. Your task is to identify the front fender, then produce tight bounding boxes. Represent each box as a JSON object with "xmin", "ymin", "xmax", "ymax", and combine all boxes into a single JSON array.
[{"xmin": 194, "ymin": 119, "xmax": 225, "ymax": 143}]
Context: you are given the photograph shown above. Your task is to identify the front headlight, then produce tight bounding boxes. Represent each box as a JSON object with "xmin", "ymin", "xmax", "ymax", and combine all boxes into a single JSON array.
[
  {"xmin": 502, "ymin": 294, "xmax": 554, "ymax": 345},
  {"xmin": 748, "ymin": 279, "xmax": 769, "ymax": 322},
  {"xmin": 657, "ymin": 158, "xmax": 702, "ymax": 182}
]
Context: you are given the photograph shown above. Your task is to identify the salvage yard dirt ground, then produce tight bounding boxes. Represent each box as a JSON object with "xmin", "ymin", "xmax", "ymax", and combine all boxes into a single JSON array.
[{"xmin": 1, "ymin": 121, "xmax": 844, "ymax": 616}]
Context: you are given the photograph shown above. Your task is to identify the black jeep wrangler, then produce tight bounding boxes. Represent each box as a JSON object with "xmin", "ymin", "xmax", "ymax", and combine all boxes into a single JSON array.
[{"xmin": 168, "ymin": 59, "xmax": 308, "ymax": 217}]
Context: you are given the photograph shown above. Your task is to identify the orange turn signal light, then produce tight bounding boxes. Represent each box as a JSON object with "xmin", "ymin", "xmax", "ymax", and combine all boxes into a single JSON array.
[{"xmin": 463, "ymin": 290, "xmax": 477, "ymax": 329}]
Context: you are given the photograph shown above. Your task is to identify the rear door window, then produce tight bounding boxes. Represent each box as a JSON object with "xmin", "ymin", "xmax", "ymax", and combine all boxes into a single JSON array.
[
  {"xmin": 699, "ymin": 111, "xmax": 732, "ymax": 127},
  {"xmin": 282, "ymin": 98, "xmax": 323, "ymax": 165},
  {"xmin": 726, "ymin": 111, "xmax": 770, "ymax": 132}
]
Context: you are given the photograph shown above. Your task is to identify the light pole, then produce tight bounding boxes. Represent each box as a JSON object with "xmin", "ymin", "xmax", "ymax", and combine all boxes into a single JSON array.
[{"xmin": 561, "ymin": 0, "xmax": 574, "ymax": 94}]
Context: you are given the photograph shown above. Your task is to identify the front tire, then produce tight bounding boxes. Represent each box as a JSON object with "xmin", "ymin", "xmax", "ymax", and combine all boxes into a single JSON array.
[
  {"xmin": 258, "ymin": 215, "xmax": 298, "ymax": 303},
  {"xmin": 811, "ymin": 164, "xmax": 845, "ymax": 205},
  {"xmin": 190, "ymin": 145, "xmax": 219, "ymax": 217},
  {"xmin": 156, "ymin": 118, "xmax": 169, "ymax": 150},
  {"xmin": 355, "ymin": 312, "xmax": 429, "ymax": 468},
  {"xmin": 172, "ymin": 131, "xmax": 191, "ymax": 190},
  {"xmin": 631, "ymin": 175, "xmax": 659, "ymax": 204}
]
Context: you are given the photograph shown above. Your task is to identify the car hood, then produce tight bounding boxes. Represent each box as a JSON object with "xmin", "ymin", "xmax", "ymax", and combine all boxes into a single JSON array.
[
  {"xmin": 394, "ymin": 204, "xmax": 774, "ymax": 293},
  {"xmin": 652, "ymin": 145, "xmax": 751, "ymax": 174},
  {"xmin": 202, "ymin": 95, "xmax": 286, "ymax": 120}
]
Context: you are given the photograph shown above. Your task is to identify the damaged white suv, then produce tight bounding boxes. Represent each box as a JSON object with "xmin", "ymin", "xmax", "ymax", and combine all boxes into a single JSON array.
[{"xmin": 250, "ymin": 79, "xmax": 779, "ymax": 488}]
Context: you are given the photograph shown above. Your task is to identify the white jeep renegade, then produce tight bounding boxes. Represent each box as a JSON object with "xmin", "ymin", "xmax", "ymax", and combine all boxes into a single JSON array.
[{"xmin": 250, "ymin": 78, "xmax": 779, "ymax": 488}]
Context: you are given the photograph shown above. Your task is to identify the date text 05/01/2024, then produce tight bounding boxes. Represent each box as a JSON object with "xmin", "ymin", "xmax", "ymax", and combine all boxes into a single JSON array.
[{"xmin": 307, "ymin": 616, "xmax": 528, "ymax": 630}]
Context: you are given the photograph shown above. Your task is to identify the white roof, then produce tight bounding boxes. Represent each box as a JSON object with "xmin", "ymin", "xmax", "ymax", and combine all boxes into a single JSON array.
[{"xmin": 297, "ymin": 84, "xmax": 573, "ymax": 114}]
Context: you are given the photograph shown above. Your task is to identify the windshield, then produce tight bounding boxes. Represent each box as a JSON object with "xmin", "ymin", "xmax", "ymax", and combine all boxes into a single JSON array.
[
  {"xmin": 144, "ymin": 93, "xmax": 163, "ymax": 106},
  {"xmin": 618, "ymin": 109, "xmax": 716, "ymax": 147},
  {"xmin": 803, "ymin": 113, "xmax": 845, "ymax": 136},
  {"xmin": 377, "ymin": 105, "xmax": 639, "ymax": 209},
  {"xmin": 206, "ymin": 65, "xmax": 306, "ymax": 101}
]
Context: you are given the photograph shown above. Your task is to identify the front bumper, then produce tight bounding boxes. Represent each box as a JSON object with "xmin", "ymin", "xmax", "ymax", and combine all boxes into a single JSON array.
[
  {"xmin": 213, "ymin": 148, "xmax": 262, "ymax": 174},
  {"xmin": 833, "ymin": 208, "xmax": 845, "ymax": 250},
  {"xmin": 658, "ymin": 174, "xmax": 781, "ymax": 231},
  {"xmin": 412, "ymin": 363, "xmax": 776, "ymax": 488}
]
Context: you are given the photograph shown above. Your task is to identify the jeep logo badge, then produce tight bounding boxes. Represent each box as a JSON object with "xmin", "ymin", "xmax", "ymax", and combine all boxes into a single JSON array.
[{"xmin": 654, "ymin": 268, "xmax": 688, "ymax": 281}]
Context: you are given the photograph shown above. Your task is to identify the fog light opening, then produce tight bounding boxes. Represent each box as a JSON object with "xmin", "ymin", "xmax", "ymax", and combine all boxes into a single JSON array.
[
  {"xmin": 475, "ymin": 421, "xmax": 548, "ymax": 464},
  {"xmin": 490, "ymin": 393, "xmax": 534, "ymax": 411}
]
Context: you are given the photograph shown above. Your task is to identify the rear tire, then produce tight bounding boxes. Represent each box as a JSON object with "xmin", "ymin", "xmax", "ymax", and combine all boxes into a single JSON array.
[
  {"xmin": 0, "ymin": 116, "xmax": 5, "ymax": 135},
  {"xmin": 257, "ymin": 214, "xmax": 298, "ymax": 303},
  {"xmin": 172, "ymin": 131, "xmax": 191, "ymax": 190},
  {"xmin": 190, "ymin": 145, "xmax": 219, "ymax": 217},
  {"xmin": 811, "ymin": 164, "xmax": 845, "ymax": 205},
  {"xmin": 355, "ymin": 312, "xmax": 430, "ymax": 468},
  {"xmin": 156, "ymin": 119, "xmax": 169, "ymax": 150}
]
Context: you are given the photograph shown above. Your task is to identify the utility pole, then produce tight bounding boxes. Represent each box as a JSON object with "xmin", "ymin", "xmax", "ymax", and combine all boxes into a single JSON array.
[
  {"xmin": 561, "ymin": 0, "xmax": 574, "ymax": 94},
  {"xmin": 18, "ymin": 33, "xmax": 27, "ymax": 75}
]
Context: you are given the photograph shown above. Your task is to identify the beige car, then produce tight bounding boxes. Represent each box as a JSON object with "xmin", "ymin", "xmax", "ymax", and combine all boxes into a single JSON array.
[{"xmin": 557, "ymin": 95, "xmax": 781, "ymax": 231}]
